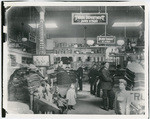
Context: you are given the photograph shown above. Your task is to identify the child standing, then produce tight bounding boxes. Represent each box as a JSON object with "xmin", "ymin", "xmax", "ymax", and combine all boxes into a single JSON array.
[
  {"xmin": 66, "ymin": 84, "xmax": 76, "ymax": 110},
  {"xmin": 45, "ymin": 82, "xmax": 53, "ymax": 104},
  {"xmin": 114, "ymin": 79, "xmax": 131, "ymax": 115}
]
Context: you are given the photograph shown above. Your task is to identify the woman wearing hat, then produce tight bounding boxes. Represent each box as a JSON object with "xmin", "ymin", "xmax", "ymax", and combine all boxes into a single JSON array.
[{"xmin": 114, "ymin": 79, "xmax": 131, "ymax": 115}]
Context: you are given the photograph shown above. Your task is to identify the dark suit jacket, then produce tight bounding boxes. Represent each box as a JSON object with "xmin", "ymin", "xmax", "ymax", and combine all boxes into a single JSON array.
[
  {"xmin": 57, "ymin": 66, "xmax": 71, "ymax": 85},
  {"xmin": 88, "ymin": 68, "xmax": 99, "ymax": 84},
  {"xmin": 100, "ymin": 68, "xmax": 113, "ymax": 90},
  {"xmin": 77, "ymin": 67, "xmax": 83, "ymax": 79}
]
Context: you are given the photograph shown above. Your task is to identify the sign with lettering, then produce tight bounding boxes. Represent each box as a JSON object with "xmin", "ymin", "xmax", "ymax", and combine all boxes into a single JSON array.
[
  {"xmin": 129, "ymin": 91, "xmax": 145, "ymax": 114},
  {"xmin": 129, "ymin": 91, "xmax": 145, "ymax": 102},
  {"xmin": 72, "ymin": 13, "xmax": 108, "ymax": 25},
  {"xmin": 97, "ymin": 36, "xmax": 115, "ymax": 44}
]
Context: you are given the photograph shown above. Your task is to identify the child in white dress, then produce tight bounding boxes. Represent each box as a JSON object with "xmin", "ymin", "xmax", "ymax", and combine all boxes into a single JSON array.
[{"xmin": 66, "ymin": 84, "xmax": 76, "ymax": 110}]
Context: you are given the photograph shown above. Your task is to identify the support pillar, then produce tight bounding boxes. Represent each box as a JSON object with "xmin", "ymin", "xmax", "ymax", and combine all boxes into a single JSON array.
[
  {"xmin": 38, "ymin": 7, "xmax": 47, "ymax": 76},
  {"xmin": 38, "ymin": 9, "xmax": 46, "ymax": 55},
  {"xmin": 35, "ymin": 7, "xmax": 47, "ymax": 76}
]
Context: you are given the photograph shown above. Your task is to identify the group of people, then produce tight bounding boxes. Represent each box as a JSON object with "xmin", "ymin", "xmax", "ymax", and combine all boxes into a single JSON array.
[
  {"xmin": 35, "ymin": 78, "xmax": 77, "ymax": 113},
  {"xmin": 76, "ymin": 62, "xmax": 131, "ymax": 114},
  {"xmin": 40, "ymin": 60, "xmax": 131, "ymax": 114},
  {"xmin": 88, "ymin": 62, "xmax": 115, "ymax": 111}
]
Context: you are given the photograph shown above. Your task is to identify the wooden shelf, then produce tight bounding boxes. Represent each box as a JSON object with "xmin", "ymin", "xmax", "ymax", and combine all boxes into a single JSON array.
[
  {"xmin": 8, "ymin": 40, "xmax": 36, "ymax": 54},
  {"xmin": 53, "ymin": 46, "xmax": 108, "ymax": 49},
  {"xmin": 9, "ymin": 41, "xmax": 36, "ymax": 48},
  {"xmin": 46, "ymin": 52, "xmax": 105, "ymax": 55},
  {"xmin": 51, "ymin": 46, "xmax": 107, "ymax": 55},
  {"xmin": 109, "ymin": 53, "xmax": 126, "ymax": 57},
  {"xmin": 135, "ymin": 46, "xmax": 144, "ymax": 48}
]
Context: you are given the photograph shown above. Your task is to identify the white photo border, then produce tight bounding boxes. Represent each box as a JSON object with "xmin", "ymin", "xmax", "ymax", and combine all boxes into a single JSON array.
[{"xmin": 2, "ymin": 1, "xmax": 149, "ymax": 119}]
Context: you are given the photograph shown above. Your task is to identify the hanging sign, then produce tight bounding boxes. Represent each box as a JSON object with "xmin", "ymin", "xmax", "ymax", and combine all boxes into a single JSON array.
[
  {"xmin": 72, "ymin": 13, "xmax": 108, "ymax": 25},
  {"xmin": 33, "ymin": 55, "xmax": 50, "ymax": 66},
  {"xmin": 97, "ymin": 36, "xmax": 115, "ymax": 44}
]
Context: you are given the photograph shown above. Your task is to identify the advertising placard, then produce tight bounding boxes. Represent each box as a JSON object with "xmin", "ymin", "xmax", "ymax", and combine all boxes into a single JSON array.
[
  {"xmin": 97, "ymin": 36, "xmax": 115, "ymax": 44},
  {"xmin": 72, "ymin": 13, "xmax": 108, "ymax": 25}
]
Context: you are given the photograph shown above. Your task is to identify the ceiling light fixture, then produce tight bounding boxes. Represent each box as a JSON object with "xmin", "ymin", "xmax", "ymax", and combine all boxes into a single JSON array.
[
  {"xmin": 131, "ymin": 42, "xmax": 137, "ymax": 47},
  {"xmin": 21, "ymin": 22, "xmax": 28, "ymax": 42},
  {"xmin": 29, "ymin": 24, "xmax": 38, "ymax": 28},
  {"xmin": 112, "ymin": 22, "xmax": 142, "ymax": 27},
  {"xmin": 22, "ymin": 37, "xmax": 28, "ymax": 42},
  {"xmin": 46, "ymin": 23, "xmax": 58, "ymax": 28},
  {"xmin": 87, "ymin": 40, "xmax": 94, "ymax": 46},
  {"xmin": 29, "ymin": 23, "xmax": 58, "ymax": 29},
  {"xmin": 117, "ymin": 40, "xmax": 125, "ymax": 46}
]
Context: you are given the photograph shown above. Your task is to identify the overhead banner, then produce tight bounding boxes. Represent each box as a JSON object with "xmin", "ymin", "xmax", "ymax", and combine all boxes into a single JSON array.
[
  {"xmin": 72, "ymin": 13, "xmax": 108, "ymax": 25},
  {"xmin": 97, "ymin": 36, "xmax": 115, "ymax": 44}
]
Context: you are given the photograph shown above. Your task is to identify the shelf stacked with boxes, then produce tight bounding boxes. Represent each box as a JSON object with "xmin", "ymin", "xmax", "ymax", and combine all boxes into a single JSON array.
[
  {"xmin": 109, "ymin": 53, "xmax": 127, "ymax": 68},
  {"xmin": 53, "ymin": 46, "xmax": 107, "ymax": 55},
  {"xmin": 8, "ymin": 35, "xmax": 36, "ymax": 54},
  {"xmin": 133, "ymin": 73, "xmax": 145, "ymax": 91},
  {"xmin": 52, "ymin": 46, "xmax": 107, "ymax": 63}
]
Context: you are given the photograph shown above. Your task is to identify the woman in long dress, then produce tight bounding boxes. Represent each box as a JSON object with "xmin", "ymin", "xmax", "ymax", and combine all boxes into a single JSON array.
[{"xmin": 114, "ymin": 79, "xmax": 131, "ymax": 115}]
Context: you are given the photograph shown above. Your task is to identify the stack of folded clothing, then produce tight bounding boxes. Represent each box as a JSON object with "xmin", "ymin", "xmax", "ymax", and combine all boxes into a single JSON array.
[
  {"xmin": 57, "ymin": 66, "xmax": 71, "ymax": 85},
  {"xmin": 126, "ymin": 60, "xmax": 144, "ymax": 91},
  {"xmin": 133, "ymin": 73, "xmax": 145, "ymax": 91},
  {"xmin": 124, "ymin": 68, "xmax": 135, "ymax": 90}
]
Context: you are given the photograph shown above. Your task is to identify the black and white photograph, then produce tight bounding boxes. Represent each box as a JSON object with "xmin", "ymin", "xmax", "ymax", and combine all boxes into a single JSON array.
[{"xmin": 2, "ymin": 1, "xmax": 148, "ymax": 118}]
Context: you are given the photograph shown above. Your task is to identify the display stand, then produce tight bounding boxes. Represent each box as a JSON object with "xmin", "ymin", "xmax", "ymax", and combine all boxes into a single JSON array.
[{"xmin": 109, "ymin": 53, "xmax": 127, "ymax": 68}]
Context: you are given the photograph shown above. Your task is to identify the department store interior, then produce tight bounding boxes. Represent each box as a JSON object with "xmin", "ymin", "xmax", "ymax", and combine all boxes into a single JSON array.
[{"xmin": 5, "ymin": 5, "xmax": 145, "ymax": 115}]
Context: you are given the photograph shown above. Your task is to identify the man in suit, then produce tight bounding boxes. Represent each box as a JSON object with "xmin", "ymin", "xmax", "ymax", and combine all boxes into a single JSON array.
[
  {"xmin": 77, "ymin": 65, "xmax": 83, "ymax": 91},
  {"xmin": 96, "ymin": 62, "xmax": 105, "ymax": 97},
  {"xmin": 88, "ymin": 64, "xmax": 99, "ymax": 95},
  {"xmin": 100, "ymin": 62, "xmax": 114, "ymax": 111}
]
